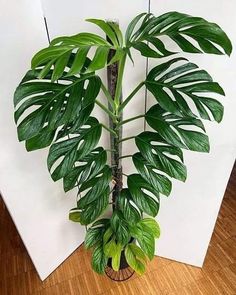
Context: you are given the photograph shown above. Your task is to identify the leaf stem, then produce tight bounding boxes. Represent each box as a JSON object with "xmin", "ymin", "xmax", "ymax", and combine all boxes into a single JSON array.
[
  {"xmin": 101, "ymin": 123, "xmax": 118, "ymax": 137},
  {"xmin": 101, "ymin": 82, "xmax": 115, "ymax": 109},
  {"xmin": 118, "ymin": 81, "xmax": 144, "ymax": 113},
  {"xmin": 95, "ymin": 99, "xmax": 117, "ymax": 122},
  {"xmin": 119, "ymin": 155, "xmax": 133, "ymax": 160},
  {"xmin": 114, "ymin": 55, "xmax": 127, "ymax": 114},
  {"xmin": 118, "ymin": 136, "xmax": 136, "ymax": 143},
  {"xmin": 117, "ymin": 114, "xmax": 145, "ymax": 127}
]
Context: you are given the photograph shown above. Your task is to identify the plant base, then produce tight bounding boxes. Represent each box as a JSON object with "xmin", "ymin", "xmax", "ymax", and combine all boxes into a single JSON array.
[
  {"xmin": 105, "ymin": 266, "xmax": 135, "ymax": 281},
  {"xmin": 105, "ymin": 251, "xmax": 135, "ymax": 281}
]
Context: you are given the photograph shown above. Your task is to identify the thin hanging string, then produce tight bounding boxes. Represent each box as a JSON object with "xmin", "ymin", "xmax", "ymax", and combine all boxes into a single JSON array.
[
  {"xmin": 144, "ymin": 0, "xmax": 151, "ymax": 131},
  {"xmin": 43, "ymin": 17, "xmax": 51, "ymax": 44},
  {"xmin": 43, "ymin": 17, "xmax": 87, "ymax": 230}
]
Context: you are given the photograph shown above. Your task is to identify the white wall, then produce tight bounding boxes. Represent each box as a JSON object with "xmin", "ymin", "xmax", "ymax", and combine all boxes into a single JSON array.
[
  {"xmin": 0, "ymin": 0, "xmax": 235, "ymax": 281},
  {"xmin": 0, "ymin": 0, "xmax": 86, "ymax": 280},
  {"xmin": 150, "ymin": 0, "xmax": 236, "ymax": 267}
]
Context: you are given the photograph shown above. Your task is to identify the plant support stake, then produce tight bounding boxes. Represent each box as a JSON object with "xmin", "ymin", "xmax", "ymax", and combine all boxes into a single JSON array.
[{"xmin": 107, "ymin": 20, "xmax": 123, "ymax": 211}]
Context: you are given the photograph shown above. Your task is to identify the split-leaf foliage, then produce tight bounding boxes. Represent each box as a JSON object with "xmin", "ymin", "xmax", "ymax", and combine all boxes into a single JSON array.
[{"xmin": 14, "ymin": 11, "xmax": 232, "ymax": 275}]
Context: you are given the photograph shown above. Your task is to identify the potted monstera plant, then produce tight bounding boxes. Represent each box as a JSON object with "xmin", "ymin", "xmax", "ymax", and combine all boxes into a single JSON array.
[{"xmin": 14, "ymin": 11, "xmax": 232, "ymax": 278}]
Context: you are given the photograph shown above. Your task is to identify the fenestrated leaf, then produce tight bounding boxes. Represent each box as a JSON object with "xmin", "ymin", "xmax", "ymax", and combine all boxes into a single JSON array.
[
  {"xmin": 78, "ymin": 186, "xmax": 110, "ymax": 225},
  {"xmin": 25, "ymin": 127, "xmax": 56, "ymax": 152},
  {"xmin": 146, "ymin": 105, "xmax": 210, "ymax": 153},
  {"xmin": 125, "ymin": 12, "xmax": 147, "ymax": 45},
  {"xmin": 14, "ymin": 69, "xmax": 101, "ymax": 142},
  {"xmin": 135, "ymin": 132, "xmax": 186, "ymax": 182},
  {"xmin": 32, "ymin": 23, "xmax": 124, "ymax": 79},
  {"xmin": 92, "ymin": 218, "xmax": 111, "ymax": 228},
  {"xmin": 77, "ymin": 165, "xmax": 112, "ymax": 208},
  {"xmin": 125, "ymin": 244, "xmax": 147, "ymax": 275},
  {"xmin": 63, "ymin": 147, "xmax": 107, "ymax": 192},
  {"xmin": 47, "ymin": 117, "xmax": 102, "ymax": 181},
  {"xmin": 85, "ymin": 226, "xmax": 105, "ymax": 249},
  {"xmin": 92, "ymin": 244, "xmax": 108, "ymax": 274},
  {"xmin": 132, "ymin": 153, "xmax": 172, "ymax": 196},
  {"xmin": 109, "ymin": 22, "xmax": 124, "ymax": 47},
  {"xmin": 145, "ymin": 58, "xmax": 225, "ymax": 122},
  {"xmin": 118, "ymin": 189, "xmax": 141, "ymax": 225},
  {"xmin": 66, "ymin": 47, "xmax": 90, "ymax": 76},
  {"xmin": 87, "ymin": 46, "xmax": 110, "ymax": 72},
  {"xmin": 127, "ymin": 174, "xmax": 160, "ymax": 217},
  {"xmin": 127, "ymin": 11, "xmax": 232, "ymax": 57},
  {"xmin": 86, "ymin": 19, "xmax": 121, "ymax": 47},
  {"xmin": 191, "ymin": 96, "xmax": 224, "ymax": 123},
  {"xmin": 84, "ymin": 218, "xmax": 111, "ymax": 249},
  {"xmin": 52, "ymin": 51, "xmax": 71, "ymax": 82}
]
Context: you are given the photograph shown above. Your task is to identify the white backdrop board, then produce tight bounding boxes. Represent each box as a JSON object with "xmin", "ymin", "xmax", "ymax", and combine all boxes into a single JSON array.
[
  {"xmin": 0, "ymin": 0, "xmax": 86, "ymax": 280},
  {"xmin": 0, "ymin": 0, "xmax": 235, "ymax": 281},
  {"xmin": 149, "ymin": 0, "xmax": 236, "ymax": 267}
]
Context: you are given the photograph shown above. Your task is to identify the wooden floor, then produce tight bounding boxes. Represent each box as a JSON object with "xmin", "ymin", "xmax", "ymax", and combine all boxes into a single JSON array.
[{"xmin": 0, "ymin": 165, "xmax": 236, "ymax": 295}]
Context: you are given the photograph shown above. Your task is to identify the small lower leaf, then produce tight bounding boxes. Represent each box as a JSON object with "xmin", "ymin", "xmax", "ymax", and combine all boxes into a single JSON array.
[
  {"xmin": 92, "ymin": 244, "xmax": 108, "ymax": 274},
  {"xmin": 69, "ymin": 210, "xmax": 81, "ymax": 223},
  {"xmin": 111, "ymin": 243, "xmax": 123, "ymax": 271},
  {"xmin": 110, "ymin": 211, "xmax": 130, "ymax": 245},
  {"xmin": 85, "ymin": 227, "xmax": 104, "ymax": 249},
  {"xmin": 139, "ymin": 218, "xmax": 161, "ymax": 239},
  {"xmin": 125, "ymin": 244, "xmax": 146, "ymax": 275}
]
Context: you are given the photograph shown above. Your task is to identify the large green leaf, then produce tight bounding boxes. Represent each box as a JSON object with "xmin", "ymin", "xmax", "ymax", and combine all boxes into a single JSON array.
[
  {"xmin": 111, "ymin": 243, "xmax": 123, "ymax": 271},
  {"xmin": 127, "ymin": 174, "xmax": 160, "ymax": 217},
  {"xmin": 14, "ymin": 69, "xmax": 101, "ymax": 145},
  {"xmin": 126, "ymin": 12, "xmax": 232, "ymax": 57},
  {"xmin": 125, "ymin": 244, "xmax": 147, "ymax": 275},
  {"xmin": 128, "ymin": 218, "xmax": 160, "ymax": 259},
  {"xmin": 85, "ymin": 226, "xmax": 105, "ymax": 249},
  {"xmin": 130, "ymin": 227, "xmax": 155, "ymax": 260},
  {"xmin": 103, "ymin": 238, "xmax": 123, "ymax": 271},
  {"xmin": 145, "ymin": 58, "xmax": 224, "ymax": 122},
  {"xmin": 92, "ymin": 244, "xmax": 108, "ymax": 274},
  {"xmin": 86, "ymin": 19, "xmax": 123, "ymax": 47},
  {"xmin": 32, "ymin": 20, "xmax": 124, "ymax": 80},
  {"xmin": 69, "ymin": 210, "xmax": 81, "ymax": 223},
  {"xmin": 77, "ymin": 186, "xmax": 110, "ymax": 225},
  {"xmin": 68, "ymin": 167, "xmax": 112, "ymax": 225},
  {"xmin": 110, "ymin": 210, "xmax": 131, "ymax": 245},
  {"xmin": 132, "ymin": 153, "xmax": 172, "ymax": 196},
  {"xmin": 117, "ymin": 189, "xmax": 141, "ymax": 225},
  {"xmin": 104, "ymin": 238, "xmax": 117, "ymax": 257},
  {"xmin": 135, "ymin": 132, "xmax": 186, "ymax": 181},
  {"xmin": 77, "ymin": 165, "xmax": 112, "ymax": 208},
  {"xmin": 47, "ymin": 117, "xmax": 102, "ymax": 181},
  {"xmin": 63, "ymin": 147, "xmax": 107, "ymax": 192},
  {"xmin": 146, "ymin": 105, "xmax": 210, "ymax": 153},
  {"xmin": 139, "ymin": 218, "xmax": 161, "ymax": 239}
]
